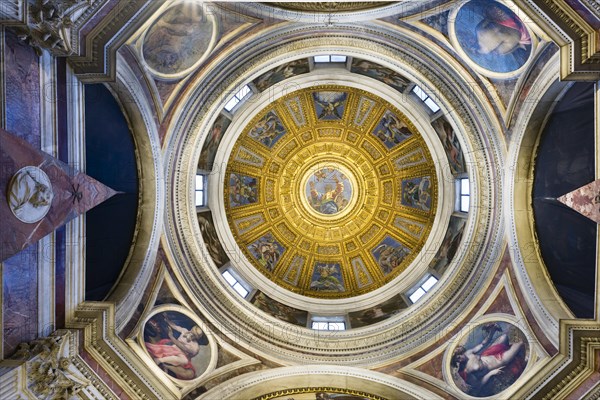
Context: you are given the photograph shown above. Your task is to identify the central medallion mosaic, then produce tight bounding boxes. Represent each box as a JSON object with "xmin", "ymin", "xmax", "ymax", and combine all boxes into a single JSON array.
[{"xmin": 303, "ymin": 164, "xmax": 353, "ymax": 216}]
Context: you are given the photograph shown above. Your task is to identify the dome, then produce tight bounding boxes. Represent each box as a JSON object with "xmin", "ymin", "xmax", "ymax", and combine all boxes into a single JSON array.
[{"xmin": 221, "ymin": 84, "xmax": 439, "ymax": 299}]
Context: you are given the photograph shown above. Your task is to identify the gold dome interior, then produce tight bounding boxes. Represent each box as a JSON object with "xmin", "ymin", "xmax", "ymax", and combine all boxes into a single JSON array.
[{"xmin": 224, "ymin": 85, "xmax": 438, "ymax": 298}]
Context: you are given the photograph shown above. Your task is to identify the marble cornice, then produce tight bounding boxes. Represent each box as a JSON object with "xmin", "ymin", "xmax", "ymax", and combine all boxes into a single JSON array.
[{"xmin": 517, "ymin": 0, "xmax": 600, "ymax": 80}]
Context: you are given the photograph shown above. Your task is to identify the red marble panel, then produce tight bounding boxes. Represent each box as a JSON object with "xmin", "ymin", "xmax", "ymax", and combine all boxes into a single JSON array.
[
  {"xmin": 0, "ymin": 128, "xmax": 117, "ymax": 261},
  {"xmin": 414, "ymin": 350, "xmax": 445, "ymax": 381},
  {"xmin": 558, "ymin": 179, "xmax": 600, "ymax": 224},
  {"xmin": 484, "ymin": 287, "xmax": 515, "ymax": 316},
  {"xmin": 79, "ymin": 349, "xmax": 132, "ymax": 399}
]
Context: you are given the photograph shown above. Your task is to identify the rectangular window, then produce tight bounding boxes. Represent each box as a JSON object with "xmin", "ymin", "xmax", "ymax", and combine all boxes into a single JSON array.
[
  {"xmin": 224, "ymin": 85, "xmax": 252, "ymax": 112},
  {"xmin": 408, "ymin": 274, "xmax": 438, "ymax": 303},
  {"xmin": 412, "ymin": 85, "xmax": 440, "ymax": 113},
  {"xmin": 314, "ymin": 55, "xmax": 347, "ymax": 63},
  {"xmin": 314, "ymin": 55, "xmax": 330, "ymax": 63},
  {"xmin": 409, "ymin": 287, "xmax": 426, "ymax": 303},
  {"xmin": 424, "ymin": 98, "xmax": 441, "ymax": 113},
  {"xmin": 459, "ymin": 178, "xmax": 470, "ymax": 213},
  {"xmin": 195, "ymin": 174, "xmax": 206, "ymax": 207},
  {"xmin": 221, "ymin": 270, "xmax": 250, "ymax": 298},
  {"xmin": 311, "ymin": 320, "xmax": 346, "ymax": 331}
]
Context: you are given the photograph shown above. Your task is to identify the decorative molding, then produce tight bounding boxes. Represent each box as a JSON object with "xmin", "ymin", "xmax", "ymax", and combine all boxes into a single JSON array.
[
  {"xmin": 0, "ymin": 0, "xmax": 26, "ymax": 24},
  {"xmin": 69, "ymin": 303, "xmax": 173, "ymax": 399},
  {"xmin": 0, "ymin": 330, "xmax": 118, "ymax": 400},
  {"xmin": 514, "ymin": 321, "xmax": 600, "ymax": 399},
  {"xmin": 200, "ymin": 365, "xmax": 445, "ymax": 400},
  {"xmin": 67, "ymin": 0, "xmax": 165, "ymax": 82},
  {"xmin": 517, "ymin": 0, "xmax": 600, "ymax": 80}
]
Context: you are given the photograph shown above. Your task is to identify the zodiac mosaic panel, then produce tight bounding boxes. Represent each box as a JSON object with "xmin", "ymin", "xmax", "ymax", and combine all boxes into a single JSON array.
[
  {"xmin": 371, "ymin": 236, "xmax": 411, "ymax": 275},
  {"xmin": 313, "ymin": 92, "xmax": 347, "ymax": 120},
  {"xmin": 372, "ymin": 110, "xmax": 413, "ymax": 150},
  {"xmin": 248, "ymin": 111, "xmax": 287, "ymax": 148},
  {"xmin": 309, "ymin": 263, "xmax": 345, "ymax": 292},
  {"xmin": 401, "ymin": 177, "xmax": 433, "ymax": 212},
  {"xmin": 229, "ymin": 173, "xmax": 258, "ymax": 207},
  {"xmin": 247, "ymin": 232, "xmax": 285, "ymax": 273}
]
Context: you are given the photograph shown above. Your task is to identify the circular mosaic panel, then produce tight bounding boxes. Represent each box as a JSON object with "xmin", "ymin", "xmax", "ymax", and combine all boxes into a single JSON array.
[{"xmin": 224, "ymin": 85, "xmax": 438, "ymax": 298}]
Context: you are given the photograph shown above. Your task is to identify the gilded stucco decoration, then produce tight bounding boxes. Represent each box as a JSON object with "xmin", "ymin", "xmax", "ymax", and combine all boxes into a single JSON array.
[
  {"xmin": 267, "ymin": 2, "xmax": 393, "ymax": 12},
  {"xmin": 224, "ymin": 85, "xmax": 438, "ymax": 298}
]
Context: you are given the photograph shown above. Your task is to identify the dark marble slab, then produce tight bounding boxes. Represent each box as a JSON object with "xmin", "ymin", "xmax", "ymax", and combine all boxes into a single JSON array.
[
  {"xmin": 0, "ymin": 128, "xmax": 117, "ymax": 261},
  {"xmin": 4, "ymin": 30, "xmax": 41, "ymax": 147},
  {"xmin": 2, "ymin": 245, "xmax": 38, "ymax": 357}
]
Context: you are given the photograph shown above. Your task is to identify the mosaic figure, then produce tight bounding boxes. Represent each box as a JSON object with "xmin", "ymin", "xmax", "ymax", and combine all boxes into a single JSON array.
[
  {"xmin": 197, "ymin": 212, "xmax": 229, "ymax": 268},
  {"xmin": 305, "ymin": 167, "xmax": 352, "ymax": 215},
  {"xmin": 248, "ymin": 111, "xmax": 287, "ymax": 148},
  {"xmin": 198, "ymin": 114, "xmax": 231, "ymax": 170},
  {"xmin": 372, "ymin": 236, "xmax": 410, "ymax": 275},
  {"xmin": 310, "ymin": 263, "xmax": 345, "ymax": 292},
  {"xmin": 432, "ymin": 117, "xmax": 465, "ymax": 175},
  {"xmin": 229, "ymin": 174, "xmax": 258, "ymax": 207},
  {"xmin": 351, "ymin": 58, "xmax": 410, "ymax": 93},
  {"xmin": 401, "ymin": 177, "xmax": 432, "ymax": 211},
  {"xmin": 248, "ymin": 233, "xmax": 285, "ymax": 272},
  {"xmin": 372, "ymin": 110, "xmax": 413, "ymax": 150},
  {"xmin": 251, "ymin": 292, "xmax": 308, "ymax": 326},
  {"xmin": 143, "ymin": 311, "xmax": 210, "ymax": 381},
  {"xmin": 253, "ymin": 59, "xmax": 310, "ymax": 92},
  {"xmin": 313, "ymin": 92, "xmax": 347, "ymax": 120},
  {"xmin": 142, "ymin": 3, "xmax": 213, "ymax": 75},
  {"xmin": 430, "ymin": 217, "xmax": 466, "ymax": 274},
  {"xmin": 453, "ymin": 0, "xmax": 532, "ymax": 73}
]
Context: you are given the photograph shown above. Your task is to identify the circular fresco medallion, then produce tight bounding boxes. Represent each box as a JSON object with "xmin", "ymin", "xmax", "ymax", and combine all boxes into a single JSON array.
[
  {"xmin": 8, "ymin": 166, "xmax": 53, "ymax": 224},
  {"xmin": 142, "ymin": 2, "xmax": 216, "ymax": 78},
  {"xmin": 142, "ymin": 309, "xmax": 212, "ymax": 381},
  {"xmin": 221, "ymin": 85, "xmax": 439, "ymax": 299},
  {"xmin": 450, "ymin": 0, "xmax": 535, "ymax": 76},
  {"xmin": 449, "ymin": 321, "xmax": 529, "ymax": 397}
]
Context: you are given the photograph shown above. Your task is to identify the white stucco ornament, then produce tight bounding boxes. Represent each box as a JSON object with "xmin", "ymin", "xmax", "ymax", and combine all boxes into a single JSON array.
[{"xmin": 8, "ymin": 166, "xmax": 54, "ymax": 223}]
